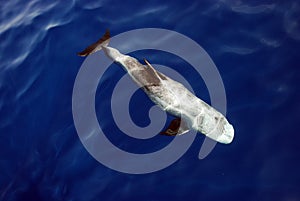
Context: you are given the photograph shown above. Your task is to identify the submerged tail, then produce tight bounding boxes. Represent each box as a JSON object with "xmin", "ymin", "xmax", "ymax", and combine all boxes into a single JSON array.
[{"xmin": 77, "ymin": 29, "xmax": 110, "ymax": 57}]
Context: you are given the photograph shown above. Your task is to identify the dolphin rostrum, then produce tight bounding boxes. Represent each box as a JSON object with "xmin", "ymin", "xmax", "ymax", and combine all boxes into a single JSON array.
[{"xmin": 78, "ymin": 30, "xmax": 234, "ymax": 144}]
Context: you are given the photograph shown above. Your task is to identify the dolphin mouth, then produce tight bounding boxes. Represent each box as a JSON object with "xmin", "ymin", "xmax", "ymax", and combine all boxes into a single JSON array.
[
  {"xmin": 217, "ymin": 123, "xmax": 234, "ymax": 144},
  {"xmin": 203, "ymin": 121, "xmax": 234, "ymax": 144}
]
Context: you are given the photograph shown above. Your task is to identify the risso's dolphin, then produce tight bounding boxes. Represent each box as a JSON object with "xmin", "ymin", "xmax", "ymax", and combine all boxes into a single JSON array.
[{"xmin": 78, "ymin": 30, "xmax": 234, "ymax": 144}]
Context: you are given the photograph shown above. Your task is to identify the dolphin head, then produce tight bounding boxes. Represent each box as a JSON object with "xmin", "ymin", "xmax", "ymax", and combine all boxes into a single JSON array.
[{"xmin": 194, "ymin": 115, "xmax": 234, "ymax": 144}]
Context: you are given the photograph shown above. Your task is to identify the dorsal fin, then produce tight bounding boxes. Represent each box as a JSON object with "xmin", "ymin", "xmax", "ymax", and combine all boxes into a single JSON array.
[
  {"xmin": 143, "ymin": 59, "xmax": 169, "ymax": 82},
  {"xmin": 144, "ymin": 59, "xmax": 167, "ymax": 80},
  {"xmin": 77, "ymin": 29, "xmax": 110, "ymax": 57},
  {"xmin": 144, "ymin": 59, "xmax": 160, "ymax": 78}
]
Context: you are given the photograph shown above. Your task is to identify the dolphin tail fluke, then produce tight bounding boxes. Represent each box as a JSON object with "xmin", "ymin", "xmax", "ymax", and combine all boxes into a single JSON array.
[{"xmin": 77, "ymin": 29, "xmax": 110, "ymax": 57}]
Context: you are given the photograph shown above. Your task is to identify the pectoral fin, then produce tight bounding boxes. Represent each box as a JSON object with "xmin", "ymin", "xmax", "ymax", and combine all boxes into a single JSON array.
[{"xmin": 160, "ymin": 118, "xmax": 190, "ymax": 136}]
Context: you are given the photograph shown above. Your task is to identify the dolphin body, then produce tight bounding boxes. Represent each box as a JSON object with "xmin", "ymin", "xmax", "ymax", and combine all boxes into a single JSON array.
[{"xmin": 78, "ymin": 30, "xmax": 234, "ymax": 144}]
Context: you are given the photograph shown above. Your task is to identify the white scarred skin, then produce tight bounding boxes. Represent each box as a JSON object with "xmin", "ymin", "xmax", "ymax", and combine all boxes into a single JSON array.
[{"xmin": 102, "ymin": 46, "xmax": 234, "ymax": 144}]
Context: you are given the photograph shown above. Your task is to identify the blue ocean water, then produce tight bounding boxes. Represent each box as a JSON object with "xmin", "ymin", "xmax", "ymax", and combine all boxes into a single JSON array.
[{"xmin": 1, "ymin": 0, "xmax": 300, "ymax": 200}]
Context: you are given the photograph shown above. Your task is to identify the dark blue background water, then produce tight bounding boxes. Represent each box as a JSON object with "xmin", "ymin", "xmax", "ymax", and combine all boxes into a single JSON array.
[{"xmin": 1, "ymin": 0, "xmax": 300, "ymax": 200}]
